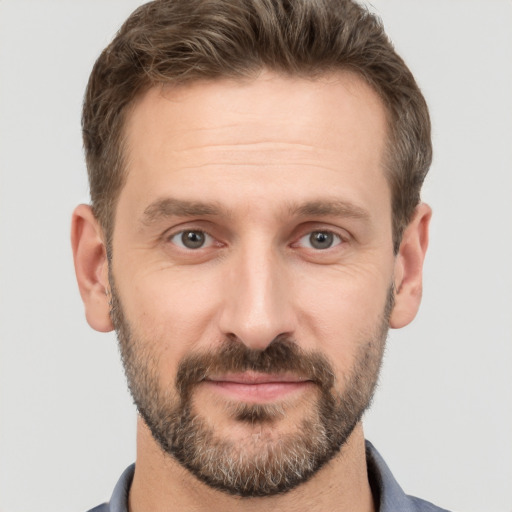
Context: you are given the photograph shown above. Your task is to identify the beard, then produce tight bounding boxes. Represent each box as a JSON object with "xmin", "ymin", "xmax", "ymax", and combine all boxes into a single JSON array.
[{"xmin": 109, "ymin": 274, "xmax": 393, "ymax": 497}]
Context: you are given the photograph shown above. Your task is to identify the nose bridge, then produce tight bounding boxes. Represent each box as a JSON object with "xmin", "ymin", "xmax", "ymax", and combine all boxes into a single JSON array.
[{"xmin": 219, "ymin": 235, "xmax": 294, "ymax": 350}]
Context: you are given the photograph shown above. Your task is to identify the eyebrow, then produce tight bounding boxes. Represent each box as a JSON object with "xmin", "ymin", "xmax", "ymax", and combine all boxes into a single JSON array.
[
  {"xmin": 141, "ymin": 197, "xmax": 370, "ymax": 226},
  {"xmin": 141, "ymin": 198, "xmax": 226, "ymax": 225},
  {"xmin": 291, "ymin": 199, "xmax": 370, "ymax": 221}
]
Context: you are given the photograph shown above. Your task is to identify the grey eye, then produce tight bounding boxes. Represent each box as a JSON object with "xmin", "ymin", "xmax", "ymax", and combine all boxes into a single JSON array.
[
  {"xmin": 182, "ymin": 231, "xmax": 205, "ymax": 249},
  {"xmin": 170, "ymin": 230, "xmax": 212, "ymax": 249},
  {"xmin": 310, "ymin": 232, "xmax": 334, "ymax": 249},
  {"xmin": 298, "ymin": 231, "xmax": 341, "ymax": 250}
]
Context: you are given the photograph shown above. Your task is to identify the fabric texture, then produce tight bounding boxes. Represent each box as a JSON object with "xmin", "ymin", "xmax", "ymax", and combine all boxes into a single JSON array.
[{"xmin": 88, "ymin": 441, "xmax": 450, "ymax": 512}]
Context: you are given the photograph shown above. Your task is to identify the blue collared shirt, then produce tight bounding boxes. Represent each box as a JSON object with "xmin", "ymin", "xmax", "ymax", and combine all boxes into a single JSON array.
[{"xmin": 88, "ymin": 441, "xmax": 450, "ymax": 512}]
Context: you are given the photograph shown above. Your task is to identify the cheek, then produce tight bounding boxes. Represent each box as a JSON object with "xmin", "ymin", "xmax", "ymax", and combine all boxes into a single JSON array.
[
  {"xmin": 293, "ymin": 265, "xmax": 391, "ymax": 369},
  {"xmin": 115, "ymin": 268, "xmax": 225, "ymax": 383}
]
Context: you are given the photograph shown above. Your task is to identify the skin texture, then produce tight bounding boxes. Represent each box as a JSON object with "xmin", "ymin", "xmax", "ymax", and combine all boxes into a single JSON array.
[{"xmin": 72, "ymin": 70, "xmax": 431, "ymax": 512}]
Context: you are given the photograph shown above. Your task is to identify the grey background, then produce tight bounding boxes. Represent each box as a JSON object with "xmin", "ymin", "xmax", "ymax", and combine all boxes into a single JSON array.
[{"xmin": 0, "ymin": 1, "xmax": 511, "ymax": 511}]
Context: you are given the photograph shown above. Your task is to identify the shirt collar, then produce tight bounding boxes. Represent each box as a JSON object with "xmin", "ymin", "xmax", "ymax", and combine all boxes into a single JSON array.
[
  {"xmin": 108, "ymin": 463, "xmax": 133, "ymax": 512},
  {"xmin": 366, "ymin": 440, "xmax": 449, "ymax": 512},
  {"xmin": 104, "ymin": 441, "xmax": 447, "ymax": 512}
]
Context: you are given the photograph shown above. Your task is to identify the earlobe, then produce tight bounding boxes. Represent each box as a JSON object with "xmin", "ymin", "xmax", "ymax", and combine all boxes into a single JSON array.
[
  {"xmin": 71, "ymin": 204, "xmax": 114, "ymax": 333},
  {"xmin": 389, "ymin": 203, "xmax": 432, "ymax": 329}
]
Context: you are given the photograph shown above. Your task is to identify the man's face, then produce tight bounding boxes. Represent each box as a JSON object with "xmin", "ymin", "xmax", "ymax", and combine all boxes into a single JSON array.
[{"xmin": 109, "ymin": 71, "xmax": 396, "ymax": 495}]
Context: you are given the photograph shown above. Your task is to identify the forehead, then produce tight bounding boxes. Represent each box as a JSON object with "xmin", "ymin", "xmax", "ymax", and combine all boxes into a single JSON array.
[
  {"xmin": 125, "ymin": 70, "xmax": 388, "ymax": 155},
  {"xmin": 119, "ymin": 70, "xmax": 390, "ymax": 221}
]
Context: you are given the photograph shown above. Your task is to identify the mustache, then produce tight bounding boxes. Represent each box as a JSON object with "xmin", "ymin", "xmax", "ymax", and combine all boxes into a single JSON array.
[{"xmin": 175, "ymin": 335, "xmax": 335, "ymax": 398}]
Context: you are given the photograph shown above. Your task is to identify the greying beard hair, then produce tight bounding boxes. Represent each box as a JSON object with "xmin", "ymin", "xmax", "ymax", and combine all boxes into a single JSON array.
[{"xmin": 109, "ymin": 269, "xmax": 394, "ymax": 497}]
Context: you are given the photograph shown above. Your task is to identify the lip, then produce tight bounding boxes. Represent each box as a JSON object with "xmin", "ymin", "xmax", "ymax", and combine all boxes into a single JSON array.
[{"xmin": 202, "ymin": 372, "xmax": 313, "ymax": 403}]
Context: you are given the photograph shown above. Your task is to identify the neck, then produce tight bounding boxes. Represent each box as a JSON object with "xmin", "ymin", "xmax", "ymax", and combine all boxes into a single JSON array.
[{"xmin": 129, "ymin": 418, "xmax": 375, "ymax": 512}]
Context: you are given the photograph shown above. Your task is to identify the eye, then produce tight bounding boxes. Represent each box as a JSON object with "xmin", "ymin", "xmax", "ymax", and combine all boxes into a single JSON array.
[
  {"xmin": 298, "ymin": 231, "xmax": 342, "ymax": 250},
  {"xmin": 169, "ymin": 230, "xmax": 214, "ymax": 250}
]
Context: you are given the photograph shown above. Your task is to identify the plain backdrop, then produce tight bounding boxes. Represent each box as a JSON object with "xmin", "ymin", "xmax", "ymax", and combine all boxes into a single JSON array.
[{"xmin": 0, "ymin": 1, "xmax": 511, "ymax": 511}]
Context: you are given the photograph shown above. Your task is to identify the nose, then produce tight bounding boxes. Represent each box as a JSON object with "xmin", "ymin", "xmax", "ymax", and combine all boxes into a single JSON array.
[{"xmin": 218, "ymin": 242, "xmax": 296, "ymax": 351}]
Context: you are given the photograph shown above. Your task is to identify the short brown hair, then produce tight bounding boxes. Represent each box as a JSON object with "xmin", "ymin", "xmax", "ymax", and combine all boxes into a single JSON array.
[{"xmin": 83, "ymin": 0, "xmax": 431, "ymax": 252}]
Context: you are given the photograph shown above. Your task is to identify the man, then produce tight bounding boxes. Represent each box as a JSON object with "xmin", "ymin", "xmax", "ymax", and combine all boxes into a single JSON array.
[{"xmin": 71, "ymin": 0, "xmax": 446, "ymax": 510}]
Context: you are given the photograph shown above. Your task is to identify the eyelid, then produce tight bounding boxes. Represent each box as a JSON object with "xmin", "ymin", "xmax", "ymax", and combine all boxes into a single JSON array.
[
  {"xmin": 165, "ymin": 228, "xmax": 217, "ymax": 250},
  {"xmin": 160, "ymin": 223, "xmax": 349, "ymax": 252},
  {"xmin": 160, "ymin": 219, "xmax": 216, "ymax": 242},
  {"xmin": 296, "ymin": 230, "xmax": 343, "ymax": 249},
  {"xmin": 291, "ymin": 224, "xmax": 350, "ymax": 246}
]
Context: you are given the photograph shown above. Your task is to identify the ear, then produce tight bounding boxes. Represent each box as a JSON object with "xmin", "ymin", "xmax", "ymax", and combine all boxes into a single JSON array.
[
  {"xmin": 71, "ymin": 204, "xmax": 114, "ymax": 332},
  {"xmin": 390, "ymin": 203, "xmax": 432, "ymax": 329}
]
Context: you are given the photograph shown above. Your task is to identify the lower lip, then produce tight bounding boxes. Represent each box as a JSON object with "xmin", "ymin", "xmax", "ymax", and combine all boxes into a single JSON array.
[{"xmin": 202, "ymin": 380, "xmax": 313, "ymax": 403}]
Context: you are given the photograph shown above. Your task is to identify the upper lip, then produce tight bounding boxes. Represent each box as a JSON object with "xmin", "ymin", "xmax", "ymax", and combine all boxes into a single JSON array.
[{"xmin": 206, "ymin": 372, "xmax": 310, "ymax": 384}]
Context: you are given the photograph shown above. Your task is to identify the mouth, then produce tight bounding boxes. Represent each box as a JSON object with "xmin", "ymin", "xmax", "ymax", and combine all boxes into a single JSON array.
[{"xmin": 202, "ymin": 371, "xmax": 314, "ymax": 403}]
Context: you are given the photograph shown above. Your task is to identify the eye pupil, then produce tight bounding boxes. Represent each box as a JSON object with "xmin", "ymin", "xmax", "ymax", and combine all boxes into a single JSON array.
[
  {"xmin": 310, "ymin": 231, "xmax": 334, "ymax": 249},
  {"xmin": 181, "ymin": 231, "xmax": 205, "ymax": 249}
]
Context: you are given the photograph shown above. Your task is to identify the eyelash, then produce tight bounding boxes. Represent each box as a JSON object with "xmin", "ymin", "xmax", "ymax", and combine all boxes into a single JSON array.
[
  {"xmin": 167, "ymin": 229, "xmax": 217, "ymax": 250},
  {"xmin": 165, "ymin": 227, "xmax": 346, "ymax": 252},
  {"xmin": 294, "ymin": 230, "xmax": 344, "ymax": 250}
]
